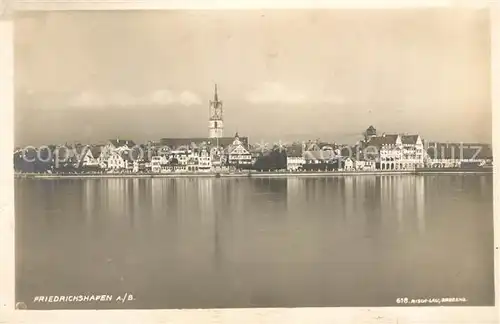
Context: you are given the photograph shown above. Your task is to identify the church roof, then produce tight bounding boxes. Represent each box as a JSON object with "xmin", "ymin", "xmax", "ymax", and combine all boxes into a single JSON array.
[{"xmin": 160, "ymin": 136, "xmax": 249, "ymax": 149}]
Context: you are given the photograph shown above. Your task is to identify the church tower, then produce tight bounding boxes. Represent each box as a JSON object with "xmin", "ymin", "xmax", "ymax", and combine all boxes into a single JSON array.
[{"xmin": 208, "ymin": 84, "xmax": 224, "ymax": 138}]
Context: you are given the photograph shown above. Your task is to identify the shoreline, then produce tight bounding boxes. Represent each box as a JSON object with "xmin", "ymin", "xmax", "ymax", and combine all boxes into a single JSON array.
[{"xmin": 14, "ymin": 169, "xmax": 492, "ymax": 179}]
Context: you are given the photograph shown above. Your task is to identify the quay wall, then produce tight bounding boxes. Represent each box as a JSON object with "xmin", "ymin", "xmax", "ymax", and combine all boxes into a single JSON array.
[{"xmin": 14, "ymin": 169, "xmax": 492, "ymax": 180}]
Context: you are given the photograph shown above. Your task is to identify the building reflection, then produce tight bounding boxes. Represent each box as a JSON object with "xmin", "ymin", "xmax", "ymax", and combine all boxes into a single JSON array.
[
  {"xmin": 344, "ymin": 176, "xmax": 354, "ymax": 221},
  {"xmin": 364, "ymin": 176, "xmax": 382, "ymax": 237},
  {"xmin": 286, "ymin": 178, "xmax": 302, "ymax": 211},
  {"xmin": 415, "ymin": 176, "xmax": 425, "ymax": 234},
  {"xmin": 128, "ymin": 178, "xmax": 140, "ymax": 228},
  {"xmin": 105, "ymin": 179, "xmax": 127, "ymax": 218},
  {"xmin": 151, "ymin": 178, "xmax": 165, "ymax": 218},
  {"xmin": 395, "ymin": 176, "xmax": 404, "ymax": 232},
  {"xmin": 377, "ymin": 175, "xmax": 426, "ymax": 234},
  {"xmin": 198, "ymin": 178, "xmax": 215, "ymax": 226},
  {"xmin": 83, "ymin": 179, "xmax": 96, "ymax": 224}
]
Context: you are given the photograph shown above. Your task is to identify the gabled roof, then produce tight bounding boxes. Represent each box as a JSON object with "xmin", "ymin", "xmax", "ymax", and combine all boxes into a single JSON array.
[
  {"xmin": 366, "ymin": 134, "xmax": 400, "ymax": 148},
  {"xmin": 338, "ymin": 146, "xmax": 356, "ymax": 157},
  {"xmin": 286, "ymin": 145, "xmax": 303, "ymax": 157},
  {"xmin": 339, "ymin": 156, "xmax": 356, "ymax": 162},
  {"xmin": 108, "ymin": 139, "xmax": 136, "ymax": 149},
  {"xmin": 119, "ymin": 151, "xmax": 134, "ymax": 162},
  {"xmin": 228, "ymin": 143, "xmax": 250, "ymax": 155},
  {"xmin": 401, "ymin": 135, "xmax": 420, "ymax": 145},
  {"xmin": 73, "ymin": 145, "xmax": 89, "ymax": 155},
  {"xmin": 90, "ymin": 146, "xmax": 103, "ymax": 159},
  {"xmin": 303, "ymin": 150, "xmax": 336, "ymax": 161},
  {"xmin": 159, "ymin": 137, "xmax": 249, "ymax": 149}
]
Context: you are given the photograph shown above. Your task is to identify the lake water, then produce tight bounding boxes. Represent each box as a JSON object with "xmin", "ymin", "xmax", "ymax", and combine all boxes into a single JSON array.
[{"xmin": 15, "ymin": 175, "xmax": 494, "ymax": 309}]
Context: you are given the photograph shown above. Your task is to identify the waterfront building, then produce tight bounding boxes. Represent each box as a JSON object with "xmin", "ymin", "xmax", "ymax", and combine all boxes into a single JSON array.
[
  {"xmin": 362, "ymin": 132, "xmax": 424, "ymax": 170},
  {"xmin": 355, "ymin": 160, "xmax": 376, "ymax": 171},
  {"xmin": 160, "ymin": 136, "xmax": 248, "ymax": 151},
  {"xmin": 425, "ymin": 142, "xmax": 492, "ymax": 168},
  {"xmin": 365, "ymin": 134, "xmax": 402, "ymax": 170},
  {"xmin": 286, "ymin": 156, "xmax": 305, "ymax": 171},
  {"xmin": 303, "ymin": 148, "xmax": 336, "ymax": 164},
  {"xmin": 198, "ymin": 148, "xmax": 212, "ymax": 172},
  {"xmin": 77, "ymin": 145, "xmax": 103, "ymax": 168},
  {"xmin": 186, "ymin": 151, "xmax": 199, "ymax": 172},
  {"xmin": 132, "ymin": 160, "xmax": 140, "ymax": 173},
  {"xmin": 226, "ymin": 133, "xmax": 252, "ymax": 167},
  {"xmin": 107, "ymin": 151, "xmax": 133, "ymax": 171},
  {"xmin": 211, "ymin": 151, "xmax": 223, "ymax": 171},
  {"xmin": 354, "ymin": 159, "xmax": 362, "ymax": 170},
  {"xmin": 151, "ymin": 156, "xmax": 162, "ymax": 173},
  {"xmin": 342, "ymin": 157, "xmax": 355, "ymax": 171},
  {"xmin": 72, "ymin": 145, "xmax": 90, "ymax": 168},
  {"xmin": 157, "ymin": 145, "xmax": 170, "ymax": 157},
  {"xmin": 90, "ymin": 146, "xmax": 105, "ymax": 168},
  {"xmin": 168, "ymin": 150, "xmax": 189, "ymax": 165},
  {"xmin": 286, "ymin": 145, "xmax": 305, "ymax": 171},
  {"xmin": 166, "ymin": 150, "xmax": 190, "ymax": 172},
  {"xmin": 400, "ymin": 135, "xmax": 425, "ymax": 169},
  {"xmin": 106, "ymin": 139, "xmax": 136, "ymax": 151},
  {"xmin": 102, "ymin": 139, "xmax": 136, "ymax": 161},
  {"xmin": 301, "ymin": 149, "xmax": 340, "ymax": 171}
]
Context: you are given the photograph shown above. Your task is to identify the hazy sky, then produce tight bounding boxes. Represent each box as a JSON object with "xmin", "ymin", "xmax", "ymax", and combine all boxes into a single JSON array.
[{"xmin": 15, "ymin": 9, "xmax": 491, "ymax": 146}]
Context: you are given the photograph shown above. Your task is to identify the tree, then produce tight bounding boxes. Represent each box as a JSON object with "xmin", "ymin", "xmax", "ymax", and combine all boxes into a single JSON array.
[{"xmin": 253, "ymin": 148, "xmax": 287, "ymax": 171}]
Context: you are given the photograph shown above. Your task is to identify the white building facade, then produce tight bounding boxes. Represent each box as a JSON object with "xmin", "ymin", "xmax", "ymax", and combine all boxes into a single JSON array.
[
  {"xmin": 365, "ymin": 133, "xmax": 425, "ymax": 171},
  {"xmin": 287, "ymin": 156, "xmax": 305, "ymax": 171},
  {"xmin": 227, "ymin": 135, "xmax": 252, "ymax": 167},
  {"xmin": 198, "ymin": 149, "xmax": 212, "ymax": 172}
]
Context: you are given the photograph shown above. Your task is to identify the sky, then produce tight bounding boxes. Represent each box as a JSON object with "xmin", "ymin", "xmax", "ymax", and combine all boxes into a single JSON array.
[{"xmin": 14, "ymin": 9, "xmax": 491, "ymax": 146}]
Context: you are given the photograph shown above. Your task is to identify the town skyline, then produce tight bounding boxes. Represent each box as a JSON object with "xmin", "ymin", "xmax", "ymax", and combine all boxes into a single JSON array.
[{"xmin": 15, "ymin": 9, "xmax": 491, "ymax": 146}]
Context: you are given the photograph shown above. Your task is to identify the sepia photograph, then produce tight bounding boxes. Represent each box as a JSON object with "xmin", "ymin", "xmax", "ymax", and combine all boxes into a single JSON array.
[{"xmin": 10, "ymin": 4, "xmax": 495, "ymax": 314}]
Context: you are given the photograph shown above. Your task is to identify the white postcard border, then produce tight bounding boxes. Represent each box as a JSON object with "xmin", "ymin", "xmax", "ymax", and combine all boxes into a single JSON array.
[{"xmin": 0, "ymin": 1, "xmax": 498, "ymax": 323}]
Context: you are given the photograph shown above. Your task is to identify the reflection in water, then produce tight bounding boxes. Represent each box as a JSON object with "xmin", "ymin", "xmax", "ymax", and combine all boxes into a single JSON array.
[
  {"xmin": 396, "ymin": 176, "xmax": 404, "ymax": 232},
  {"xmin": 83, "ymin": 180, "xmax": 95, "ymax": 224},
  {"xmin": 16, "ymin": 175, "xmax": 494, "ymax": 309},
  {"xmin": 416, "ymin": 176, "xmax": 425, "ymax": 234}
]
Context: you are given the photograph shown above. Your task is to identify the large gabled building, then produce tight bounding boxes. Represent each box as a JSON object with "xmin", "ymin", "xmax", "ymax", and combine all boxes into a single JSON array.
[{"xmin": 360, "ymin": 126, "xmax": 425, "ymax": 170}]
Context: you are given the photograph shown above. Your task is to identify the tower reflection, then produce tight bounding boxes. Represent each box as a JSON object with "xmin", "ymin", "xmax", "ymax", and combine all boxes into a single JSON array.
[{"xmin": 105, "ymin": 179, "xmax": 127, "ymax": 218}]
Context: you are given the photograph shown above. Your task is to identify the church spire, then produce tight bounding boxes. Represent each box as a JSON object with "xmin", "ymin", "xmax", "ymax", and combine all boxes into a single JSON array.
[
  {"xmin": 209, "ymin": 83, "xmax": 224, "ymax": 138},
  {"xmin": 214, "ymin": 83, "xmax": 218, "ymax": 102}
]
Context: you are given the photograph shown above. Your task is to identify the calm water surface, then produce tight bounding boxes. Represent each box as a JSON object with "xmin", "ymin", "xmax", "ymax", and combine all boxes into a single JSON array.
[{"xmin": 15, "ymin": 175, "xmax": 494, "ymax": 309}]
